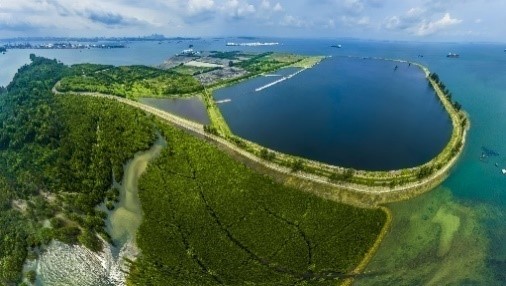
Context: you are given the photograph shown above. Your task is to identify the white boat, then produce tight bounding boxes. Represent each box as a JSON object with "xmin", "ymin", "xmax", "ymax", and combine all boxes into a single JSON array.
[{"xmin": 502, "ymin": 169, "xmax": 506, "ymax": 174}]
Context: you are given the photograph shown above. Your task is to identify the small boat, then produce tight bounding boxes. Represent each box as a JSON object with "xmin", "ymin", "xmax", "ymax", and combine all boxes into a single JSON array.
[
  {"xmin": 447, "ymin": 52, "xmax": 460, "ymax": 58},
  {"xmin": 331, "ymin": 44, "xmax": 342, "ymax": 48},
  {"xmin": 502, "ymin": 169, "xmax": 506, "ymax": 175}
]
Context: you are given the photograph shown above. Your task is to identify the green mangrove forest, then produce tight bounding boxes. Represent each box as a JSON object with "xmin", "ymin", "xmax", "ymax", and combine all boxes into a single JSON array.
[{"xmin": 0, "ymin": 56, "xmax": 387, "ymax": 285}]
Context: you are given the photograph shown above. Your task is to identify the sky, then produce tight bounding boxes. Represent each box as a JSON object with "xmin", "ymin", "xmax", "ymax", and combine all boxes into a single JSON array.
[{"xmin": 0, "ymin": 0, "xmax": 505, "ymax": 42}]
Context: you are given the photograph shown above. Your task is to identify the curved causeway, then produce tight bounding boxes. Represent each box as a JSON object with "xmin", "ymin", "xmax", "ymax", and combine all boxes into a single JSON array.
[{"xmin": 53, "ymin": 57, "xmax": 468, "ymax": 207}]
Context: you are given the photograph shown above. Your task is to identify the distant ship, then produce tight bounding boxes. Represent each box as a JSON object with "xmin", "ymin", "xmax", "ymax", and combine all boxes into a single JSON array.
[
  {"xmin": 331, "ymin": 44, "xmax": 342, "ymax": 48},
  {"xmin": 446, "ymin": 52, "xmax": 460, "ymax": 58}
]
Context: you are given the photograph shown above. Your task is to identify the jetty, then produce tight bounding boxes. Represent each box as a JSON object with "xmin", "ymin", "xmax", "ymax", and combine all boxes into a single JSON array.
[
  {"xmin": 215, "ymin": 99, "xmax": 231, "ymax": 104},
  {"xmin": 255, "ymin": 69, "xmax": 306, "ymax": 92}
]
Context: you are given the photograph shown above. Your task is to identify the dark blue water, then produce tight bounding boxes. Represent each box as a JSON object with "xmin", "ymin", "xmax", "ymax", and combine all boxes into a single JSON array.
[
  {"xmin": 215, "ymin": 56, "xmax": 452, "ymax": 170},
  {"xmin": 1, "ymin": 38, "xmax": 505, "ymax": 285},
  {"xmin": 139, "ymin": 97, "xmax": 210, "ymax": 125}
]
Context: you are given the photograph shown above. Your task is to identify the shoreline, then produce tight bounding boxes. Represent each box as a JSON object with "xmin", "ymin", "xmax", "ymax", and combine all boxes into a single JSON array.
[{"xmin": 341, "ymin": 206, "xmax": 393, "ymax": 286}]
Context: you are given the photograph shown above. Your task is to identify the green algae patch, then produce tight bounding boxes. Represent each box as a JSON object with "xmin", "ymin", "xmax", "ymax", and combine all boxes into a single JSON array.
[
  {"xmin": 431, "ymin": 205, "xmax": 461, "ymax": 257},
  {"xmin": 355, "ymin": 187, "xmax": 494, "ymax": 285}
]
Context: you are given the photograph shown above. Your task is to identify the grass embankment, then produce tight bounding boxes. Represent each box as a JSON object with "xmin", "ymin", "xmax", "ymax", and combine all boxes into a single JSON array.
[
  {"xmin": 204, "ymin": 57, "xmax": 468, "ymax": 203},
  {"xmin": 201, "ymin": 88, "xmax": 232, "ymax": 137},
  {"xmin": 128, "ymin": 121, "xmax": 387, "ymax": 285}
]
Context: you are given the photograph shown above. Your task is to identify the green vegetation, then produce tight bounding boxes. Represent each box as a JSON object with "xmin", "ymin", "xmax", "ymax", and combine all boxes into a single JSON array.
[
  {"xmin": 170, "ymin": 64, "xmax": 220, "ymax": 76},
  {"xmin": 128, "ymin": 122, "xmax": 387, "ymax": 285},
  {"xmin": 57, "ymin": 64, "xmax": 203, "ymax": 99},
  {"xmin": 430, "ymin": 72, "xmax": 462, "ymax": 112},
  {"xmin": 202, "ymin": 91, "xmax": 232, "ymax": 137},
  {"xmin": 208, "ymin": 51, "xmax": 244, "ymax": 60},
  {"xmin": 236, "ymin": 52, "xmax": 305, "ymax": 73},
  {"xmin": 0, "ymin": 56, "xmax": 157, "ymax": 284}
]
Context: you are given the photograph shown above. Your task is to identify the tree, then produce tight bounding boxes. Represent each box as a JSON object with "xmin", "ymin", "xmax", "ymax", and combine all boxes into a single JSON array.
[
  {"xmin": 417, "ymin": 166, "xmax": 433, "ymax": 179},
  {"xmin": 453, "ymin": 101, "xmax": 462, "ymax": 111},
  {"xmin": 291, "ymin": 159, "xmax": 304, "ymax": 172},
  {"xmin": 430, "ymin": 72, "xmax": 440, "ymax": 83},
  {"xmin": 343, "ymin": 168, "xmax": 355, "ymax": 180},
  {"xmin": 259, "ymin": 148, "xmax": 275, "ymax": 161}
]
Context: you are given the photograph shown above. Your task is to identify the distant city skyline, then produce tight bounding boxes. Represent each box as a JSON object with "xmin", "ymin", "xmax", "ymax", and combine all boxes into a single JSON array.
[{"xmin": 0, "ymin": 0, "xmax": 505, "ymax": 42}]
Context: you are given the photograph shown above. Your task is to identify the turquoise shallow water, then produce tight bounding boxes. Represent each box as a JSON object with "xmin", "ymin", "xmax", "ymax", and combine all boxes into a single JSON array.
[{"xmin": 1, "ymin": 38, "xmax": 505, "ymax": 284}]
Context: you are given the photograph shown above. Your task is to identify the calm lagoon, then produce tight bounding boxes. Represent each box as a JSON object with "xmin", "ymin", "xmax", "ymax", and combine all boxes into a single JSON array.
[{"xmin": 215, "ymin": 56, "xmax": 452, "ymax": 170}]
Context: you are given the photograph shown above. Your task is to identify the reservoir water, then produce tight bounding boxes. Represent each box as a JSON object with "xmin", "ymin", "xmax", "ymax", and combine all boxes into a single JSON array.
[
  {"xmin": 2, "ymin": 38, "xmax": 505, "ymax": 285},
  {"xmin": 139, "ymin": 97, "xmax": 210, "ymax": 125},
  {"xmin": 214, "ymin": 56, "xmax": 452, "ymax": 170}
]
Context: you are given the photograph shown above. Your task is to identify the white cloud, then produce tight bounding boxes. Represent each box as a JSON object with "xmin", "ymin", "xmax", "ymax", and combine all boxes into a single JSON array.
[
  {"xmin": 385, "ymin": 7, "xmax": 462, "ymax": 37},
  {"xmin": 260, "ymin": 0, "xmax": 271, "ymax": 10},
  {"xmin": 416, "ymin": 13, "xmax": 462, "ymax": 36},
  {"xmin": 259, "ymin": 1, "xmax": 282, "ymax": 12},
  {"xmin": 323, "ymin": 18, "xmax": 335, "ymax": 29},
  {"xmin": 221, "ymin": 0, "xmax": 255, "ymax": 19},
  {"xmin": 187, "ymin": 0, "xmax": 215, "ymax": 14},
  {"xmin": 343, "ymin": 0, "xmax": 365, "ymax": 13},
  {"xmin": 0, "ymin": 0, "xmax": 503, "ymax": 40},
  {"xmin": 280, "ymin": 15, "xmax": 309, "ymax": 28},
  {"xmin": 341, "ymin": 15, "xmax": 370, "ymax": 27}
]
